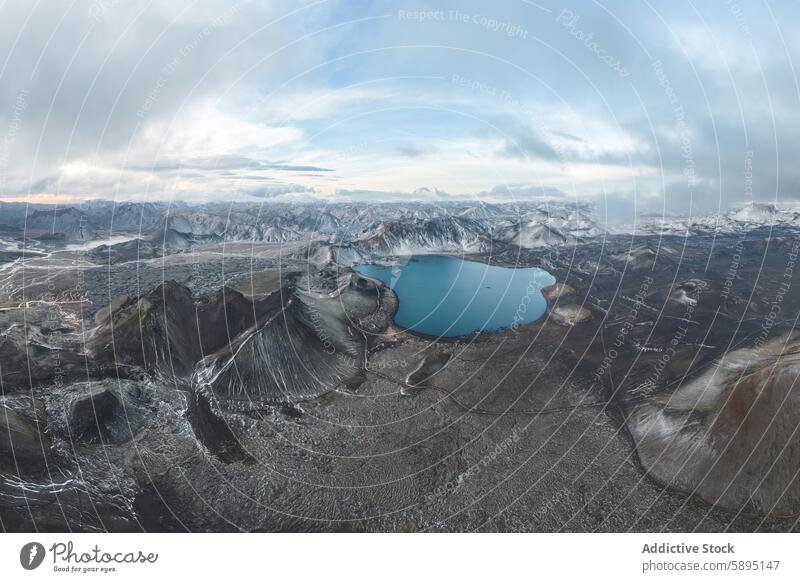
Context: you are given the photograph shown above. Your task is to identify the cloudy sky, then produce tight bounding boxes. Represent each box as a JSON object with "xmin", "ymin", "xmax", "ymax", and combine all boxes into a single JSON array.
[{"xmin": 0, "ymin": 0, "xmax": 797, "ymax": 218}]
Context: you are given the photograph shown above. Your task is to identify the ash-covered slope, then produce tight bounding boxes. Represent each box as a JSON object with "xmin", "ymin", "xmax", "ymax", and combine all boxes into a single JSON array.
[
  {"xmin": 195, "ymin": 294, "xmax": 359, "ymax": 405},
  {"xmin": 195, "ymin": 272, "xmax": 394, "ymax": 407},
  {"xmin": 87, "ymin": 281, "xmax": 199, "ymax": 375},
  {"xmin": 87, "ymin": 282, "xmax": 265, "ymax": 376},
  {"xmin": 628, "ymin": 333, "xmax": 800, "ymax": 515}
]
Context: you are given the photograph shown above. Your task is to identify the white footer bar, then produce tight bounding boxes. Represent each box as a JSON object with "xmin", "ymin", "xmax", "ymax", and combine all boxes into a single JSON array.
[{"xmin": 1, "ymin": 533, "xmax": 796, "ymax": 581}]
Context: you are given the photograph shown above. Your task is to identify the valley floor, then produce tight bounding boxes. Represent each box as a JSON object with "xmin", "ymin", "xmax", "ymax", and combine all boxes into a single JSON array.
[{"xmin": 2, "ymin": 232, "xmax": 800, "ymax": 532}]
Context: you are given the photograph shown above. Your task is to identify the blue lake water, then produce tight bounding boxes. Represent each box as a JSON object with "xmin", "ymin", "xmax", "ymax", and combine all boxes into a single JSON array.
[{"xmin": 354, "ymin": 255, "xmax": 555, "ymax": 337}]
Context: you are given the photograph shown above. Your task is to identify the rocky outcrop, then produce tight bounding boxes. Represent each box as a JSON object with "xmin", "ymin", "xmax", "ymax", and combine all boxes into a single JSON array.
[
  {"xmin": 540, "ymin": 283, "xmax": 589, "ymax": 326},
  {"xmin": 550, "ymin": 304, "xmax": 592, "ymax": 326},
  {"xmin": 0, "ymin": 307, "xmax": 87, "ymax": 393},
  {"xmin": 307, "ymin": 244, "xmax": 333, "ymax": 269},
  {"xmin": 88, "ymin": 238, "xmax": 162, "ymax": 265},
  {"xmin": 93, "ymin": 294, "xmax": 129, "ymax": 323},
  {"xmin": 68, "ymin": 385, "xmax": 123, "ymax": 441},
  {"xmin": 541, "ymin": 283, "xmax": 575, "ymax": 302},
  {"xmin": 611, "ymin": 244, "xmax": 676, "ymax": 272},
  {"xmin": 0, "ymin": 407, "xmax": 50, "ymax": 472}
]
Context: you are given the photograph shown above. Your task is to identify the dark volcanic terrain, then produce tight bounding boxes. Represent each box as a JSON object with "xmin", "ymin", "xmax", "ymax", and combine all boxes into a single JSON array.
[{"xmin": 2, "ymin": 200, "xmax": 800, "ymax": 532}]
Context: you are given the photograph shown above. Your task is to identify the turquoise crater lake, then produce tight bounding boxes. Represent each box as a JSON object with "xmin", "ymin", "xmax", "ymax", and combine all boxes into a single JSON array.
[{"xmin": 354, "ymin": 255, "xmax": 556, "ymax": 337}]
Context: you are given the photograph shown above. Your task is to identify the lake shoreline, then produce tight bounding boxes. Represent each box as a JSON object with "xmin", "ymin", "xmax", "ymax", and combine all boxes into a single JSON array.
[{"xmin": 353, "ymin": 254, "xmax": 555, "ymax": 338}]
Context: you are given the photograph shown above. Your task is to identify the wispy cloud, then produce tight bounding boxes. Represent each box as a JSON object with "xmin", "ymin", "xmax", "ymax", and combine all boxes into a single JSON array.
[{"xmin": 1, "ymin": 0, "xmax": 799, "ymax": 210}]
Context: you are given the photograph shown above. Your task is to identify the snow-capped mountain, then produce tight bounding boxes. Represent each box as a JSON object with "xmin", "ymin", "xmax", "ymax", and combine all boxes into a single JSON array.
[
  {"xmin": 617, "ymin": 202, "xmax": 800, "ymax": 236},
  {"xmin": 495, "ymin": 222, "xmax": 570, "ymax": 249},
  {"xmin": 8, "ymin": 199, "xmax": 798, "ymax": 260},
  {"xmin": 25, "ymin": 207, "xmax": 95, "ymax": 241},
  {"xmin": 356, "ymin": 216, "xmax": 492, "ymax": 255},
  {"xmin": 729, "ymin": 202, "xmax": 782, "ymax": 223}
]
